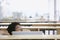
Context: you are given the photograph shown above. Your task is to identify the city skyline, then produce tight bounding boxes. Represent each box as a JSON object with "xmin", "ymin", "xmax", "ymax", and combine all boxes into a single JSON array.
[
  {"xmin": 0, "ymin": 0, "xmax": 60, "ymax": 21},
  {"xmin": 2, "ymin": 0, "xmax": 48, "ymax": 17}
]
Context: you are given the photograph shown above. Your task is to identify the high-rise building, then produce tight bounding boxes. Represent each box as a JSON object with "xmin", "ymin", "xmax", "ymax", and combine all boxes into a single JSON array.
[
  {"xmin": 13, "ymin": 12, "xmax": 22, "ymax": 19},
  {"xmin": 48, "ymin": 0, "xmax": 56, "ymax": 21},
  {"xmin": 59, "ymin": 16, "xmax": 60, "ymax": 22},
  {"xmin": 0, "ymin": 6, "xmax": 3, "ymax": 19},
  {"xmin": 0, "ymin": 0, "xmax": 3, "ymax": 19},
  {"xmin": 35, "ymin": 13, "xmax": 39, "ymax": 17}
]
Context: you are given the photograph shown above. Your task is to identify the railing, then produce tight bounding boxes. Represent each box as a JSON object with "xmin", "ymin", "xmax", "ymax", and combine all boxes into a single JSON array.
[
  {"xmin": 0, "ymin": 23, "xmax": 60, "ymax": 26},
  {"xmin": 0, "ymin": 23, "xmax": 60, "ymax": 29},
  {"xmin": 0, "ymin": 23, "xmax": 60, "ymax": 40}
]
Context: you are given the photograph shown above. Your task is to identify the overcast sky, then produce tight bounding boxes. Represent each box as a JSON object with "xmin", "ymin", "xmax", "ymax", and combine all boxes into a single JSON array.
[
  {"xmin": 2, "ymin": 0, "xmax": 48, "ymax": 17},
  {"xmin": 1, "ymin": 0, "xmax": 60, "ymax": 20}
]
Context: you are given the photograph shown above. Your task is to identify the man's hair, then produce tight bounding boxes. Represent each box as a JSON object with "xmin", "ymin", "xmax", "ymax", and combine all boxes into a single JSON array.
[{"xmin": 7, "ymin": 22, "xmax": 20, "ymax": 35}]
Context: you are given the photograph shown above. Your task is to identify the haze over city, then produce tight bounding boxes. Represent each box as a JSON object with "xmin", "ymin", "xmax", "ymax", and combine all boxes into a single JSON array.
[{"xmin": 0, "ymin": 0, "xmax": 60, "ymax": 21}]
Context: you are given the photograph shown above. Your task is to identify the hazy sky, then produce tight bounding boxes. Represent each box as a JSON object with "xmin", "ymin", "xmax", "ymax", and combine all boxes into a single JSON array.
[
  {"xmin": 1, "ymin": 0, "xmax": 60, "ymax": 20},
  {"xmin": 2, "ymin": 0, "xmax": 48, "ymax": 17}
]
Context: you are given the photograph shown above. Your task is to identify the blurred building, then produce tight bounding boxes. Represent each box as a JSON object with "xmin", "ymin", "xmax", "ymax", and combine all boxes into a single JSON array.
[
  {"xmin": 0, "ymin": 1, "xmax": 3, "ymax": 19},
  {"xmin": 13, "ymin": 12, "xmax": 22, "ymax": 19},
  {"xmin": 59, "ymin": 16, "xmax": 60, "ymax": 22},
  {"xmin": 40, "ymin": 16, "xmax": 45, "ymax": 21}
]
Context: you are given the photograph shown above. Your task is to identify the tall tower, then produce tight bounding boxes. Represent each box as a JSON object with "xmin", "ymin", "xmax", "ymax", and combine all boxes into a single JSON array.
[
  {"xmin": 0, "ymin": 0, "xmax": 4, "ymax": 19},
  {"xmin": 54, "ymin": 0, "xmax": 56, "ymax": 21},
  {"xmin": 48, "ymin": 0, "xmax": 56, "ymax": 21}
]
